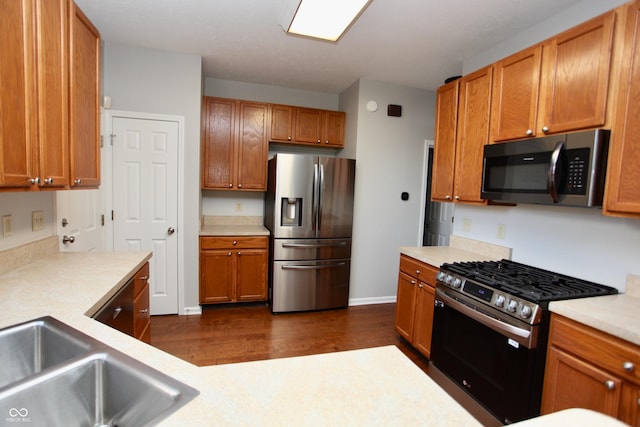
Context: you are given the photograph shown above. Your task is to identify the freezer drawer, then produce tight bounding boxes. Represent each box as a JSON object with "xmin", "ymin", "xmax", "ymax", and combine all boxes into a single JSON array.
[
  {"xmin": 271, "ymin": 259, "xmax": 350, "ymax": 313},
  {"xmin": 272, "ymin": 238, "xmax": 351, "ymax": 261}
]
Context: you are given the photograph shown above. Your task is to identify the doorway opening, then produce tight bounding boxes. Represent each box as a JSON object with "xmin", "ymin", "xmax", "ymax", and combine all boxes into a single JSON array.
[{"xmin": 422, "ymin": 147, "xmax": 453, "ymax": 246}]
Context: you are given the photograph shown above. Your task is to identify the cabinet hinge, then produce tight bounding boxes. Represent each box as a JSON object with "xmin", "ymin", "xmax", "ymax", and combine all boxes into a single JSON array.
[
  {"xmin": 101, "ymin": 214, "xmax": 105, "ymax": 226},
  {"xmin": 110, "ymin": 134, "xmax": 116, "ymax": 145}
]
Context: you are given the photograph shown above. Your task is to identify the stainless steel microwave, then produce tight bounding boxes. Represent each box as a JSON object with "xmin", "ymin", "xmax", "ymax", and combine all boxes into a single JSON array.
[{"xmin": 481, "ymin": 129, "xmax": 609, "ymax": 207}]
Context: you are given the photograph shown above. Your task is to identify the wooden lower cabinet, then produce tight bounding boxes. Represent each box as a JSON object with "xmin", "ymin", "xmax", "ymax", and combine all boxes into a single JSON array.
[
  {"xmin": 199, "ymin": 236, "xmax": 268, "ymax": 304},
  {"xmin": 133, "ymin": 262, "xmax": 151, "ymax": 343},
  {"xmin": 394, "ymin": 254, "xmax": 437, "ymax": 359},
  {"xmin": 542, "ymin": 314, "xmax": 640, "ymax": 426}
]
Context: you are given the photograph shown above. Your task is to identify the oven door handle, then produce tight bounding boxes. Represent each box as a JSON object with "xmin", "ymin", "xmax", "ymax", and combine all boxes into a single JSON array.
[{"xmin": 435, "ymin": 287, "xmax": 535, "ymax": 349}]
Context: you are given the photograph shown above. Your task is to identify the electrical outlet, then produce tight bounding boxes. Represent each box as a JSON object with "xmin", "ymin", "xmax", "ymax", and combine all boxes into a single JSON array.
[
  {"xmin": 462, "ymin": 218, "xmax": 472, "ymax": 232},
  {"xmin": 32, "ymin": 211, "xmax": 44, "ymax": 231},
  {"xmin": 2, "ymin": 215, "xmax": 12, "ymax": 237},
  {"xmin": 497, "ymin": 223, "xmax": 506, "ymax": 240},
  {"xmin": 235, "ymin": 202, "xmax": 242, "ymax": 212}
]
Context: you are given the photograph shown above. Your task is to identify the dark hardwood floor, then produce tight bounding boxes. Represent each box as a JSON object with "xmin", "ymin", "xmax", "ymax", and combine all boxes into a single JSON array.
[{"xmin": 150, "ymin": 302, "xmax": 429, "ymax": 373}]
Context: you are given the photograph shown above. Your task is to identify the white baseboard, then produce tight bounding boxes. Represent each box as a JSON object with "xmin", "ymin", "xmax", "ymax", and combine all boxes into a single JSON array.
[
  {"xmin": 182, "ymin": 306, "xmax": 202, "ymax": 315},
  {"xmin": 348, "ymin": 296, "xmax": 396, "ymax": 306}
]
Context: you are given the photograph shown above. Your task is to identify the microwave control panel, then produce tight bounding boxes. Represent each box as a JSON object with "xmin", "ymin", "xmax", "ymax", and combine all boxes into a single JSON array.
[{"xmin": 563, "ymin": 148, "xmax": 590, "ymax": 195}]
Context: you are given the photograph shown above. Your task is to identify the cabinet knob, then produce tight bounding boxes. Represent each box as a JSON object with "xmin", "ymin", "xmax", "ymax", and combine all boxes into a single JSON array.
[
  {"xmin": 228, "ymin": 252, "xmax": 232, "ymax": 256},
  {"xmin": 410, "ymin": 280, "xmax": 417, "ymax": 284},
  {"xmin": 287, "ymin": 136, "xmax": 291, "ymax": 141},
  {"xmin": 605, "ymin": 380, "xmax": 616, "ymax": 390},
  {"xmin": 454, "ymin": 195, "xmax": 460, "ymax": 200},
  {"xmin": 74, "ymin": 179, "xmax": 82, "ymax": 185},
  {"xmin": 237, "ymin": 252, "xmax": 242, "ymax": 256},
  {"xmin": 416, "ymin": 270, "xmax": 421, "ymax": 275},
  {"xmin": 43, "ymin": 177, "xmax": 54, "ymax": 185},
  {"xmin": 541, "ymin": 126, "xmax": 549, "ymax": 133},
  {"xmin": 623, "ymin": 362, "xmax": 635, "ymax": 372},
  {"xmin": 29, "ymin": 177, "xmax": 40, "ymax": 185},
  {"xmin": 317, "ymin": 139, "xmax": 321, "ymax": 143},
  {"xmin": 139, "ymin": 308, "xmax": 149, "ymax": 314},
  {"xmin": 139, "ymin": 276, "xmax": 148, "ymax": 281},
  {"xmin": 325, "ymin": 140, "xmax": 329, "ymax": 144},
  {"xmin": 238, "ymin": 184, "xmax": 242, "ymax": 188},
  {"xmin": 526, "ymin": 129, "xmax": 533, "ymax": 136},
  {"xmin": 445, "ymin": 195, "xmax": 452, "ymax": 200},
  {"xmin": 232, "ymin": 240, "xmax": 237, "ymax": 245},
  {"xmin": 228, "ymin": 183, "xmax": 233, "ymax": 188}
]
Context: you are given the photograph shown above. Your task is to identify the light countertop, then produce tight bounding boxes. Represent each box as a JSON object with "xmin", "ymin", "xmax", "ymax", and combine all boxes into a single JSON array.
[
  {"xmin": 400, "ymin": 235, "xmax": 512, "ymax": 267},
  {"xmin": 0, "ymin": 251, "xmax": 481, "ymax": 426}
]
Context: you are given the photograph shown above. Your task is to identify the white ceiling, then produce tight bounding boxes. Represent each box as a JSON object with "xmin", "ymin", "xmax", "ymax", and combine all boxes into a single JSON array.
[{"xmin": 74, "ymin": 0, "xmax": 586, "ymax": 93}]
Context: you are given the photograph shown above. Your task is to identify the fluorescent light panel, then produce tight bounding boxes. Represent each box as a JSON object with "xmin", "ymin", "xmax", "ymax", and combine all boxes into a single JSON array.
[{"xmin": 285, "ymin": 0, "xmax": 371, "ymax": 42}]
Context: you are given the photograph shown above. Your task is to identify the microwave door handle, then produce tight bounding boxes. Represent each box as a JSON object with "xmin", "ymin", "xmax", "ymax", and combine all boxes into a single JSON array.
[{"xmin": 547, "ymin": 141, "xmax": 564, "ymax": 203}]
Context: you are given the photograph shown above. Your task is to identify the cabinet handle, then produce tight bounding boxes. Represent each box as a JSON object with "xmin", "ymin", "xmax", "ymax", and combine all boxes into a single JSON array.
[
  {"xmin": 29, "ymin": 177, "xmax": 40, "ymax": 185},
  {"xmin": 287, "ymin": 136, "xmax": 291, "ymax": 141},
  {"xmin": 74, "ymin": 179, "xmax": 82, "ymax": 185},
  {"xmin": 237, "ymin": 252, "xmax": 242, "ymax": 256},
  {"xmin": 605, "ymin": 380, "xmax": 616, "ymax": 390},
  {"xmin": 325, "ymin": 140, "xmax": 329, "ymax": 144},
  {"xmin": 139, "ymin": 308, "xmax": 149, "ymax": 314},
  {"xmin": 623, "ymin": 362, "xmax": 635, "ymax": 372},
  {"xmin": 410, "ymin": 280, "xmax": 417, "ymax": 284},
  {"xmin": 416, "ymin": 270, "xmax": 421, "ymax": 275},
  {"xmin": 317, "ymin": 139, "xmax": 321, "ymax": 143},
  {"xmin": 445, "ymin": 195, "xmax": 451, "ymax": 200},
  {"xmin": 228, "ymin": 183, "xmax": 233, "ymax": 188},
  {"xmin": 541, "ymin": 126, "xmax": 549, "ymax": 133},
  {"xmin": 43, "ymin": 177, "xmax": 54, "ymax": 185},
  {"xmin": 454, "ymin": 195, "xmax": 460, "ymax": 200},
  {"xmin": 139, "ymin": 276, "xmax": 148, "ymax": 281},
  {"xmin": 526, "ymin": 129, "xmax": 533, "ymax": 136},
  {"xmin": 232, "ymin": 240, "xmax": 237, "ymax": 245},
  {"xmin": 418, "ymin": 283, "xmax": 423, "ymax": 288},
  {"xmin": 238, "ymin": 184, "xmax": 243, "ymax": 188},
  {"xmin": 228, "ymin": 252, "xmax": 232, "ymax": 256}
]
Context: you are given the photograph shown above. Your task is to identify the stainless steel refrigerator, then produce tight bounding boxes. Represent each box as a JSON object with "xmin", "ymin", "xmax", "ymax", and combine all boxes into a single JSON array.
[{"xmin": 264, "ymin": 154, "xmax": 356, "ymax": 313}]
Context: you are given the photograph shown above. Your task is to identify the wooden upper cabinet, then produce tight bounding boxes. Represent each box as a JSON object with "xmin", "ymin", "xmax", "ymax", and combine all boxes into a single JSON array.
[
  {"xmin": 541, "ymin": 11, "xmax": 615, "ymax": 135},
  {"xmin": 491, "ymin": 45, "xmax": 543, "ymax": 142},
  {"xmin": 431, "ymin": 80, "xmax": 458, "ymax": 202},
  {"xmin": 294, "ymin": 108, "xmax": 345, "ymax": 147},
  {"xmin": 269, "ymin": 104, "xmax": 294, "ymax": 142},
  {"xmin": 0, "ymin": 0, "xmax": 36, "ymax": 189},
  {"xmin": 454, "ymin": 66, "xmax": 492, "ymax": 204},
  {"xmin": 69, "ymin": 2, "xmax": 101, "ymax": 188},
  {"xmin": 201, "ymin": 97, "xmax": 268, "ymax": 191},
  {"xmin": 605, "ymin": 0, "xmax": 640, "ymax": 218},
  {"xmin": 322, "ymin": 110, "xmax": 346, "ymax": 147},
  {"xmin": 35, "ymin": 0, "xmax": 68, "ymax": 189}
]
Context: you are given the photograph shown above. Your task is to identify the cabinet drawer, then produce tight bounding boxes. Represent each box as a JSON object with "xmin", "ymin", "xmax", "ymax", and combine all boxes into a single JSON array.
[
  {"xmin": 133, "ymin": 262, "xmax": 149, "ymax": 297},
  {"xmin": 550, "ymin": 315, "xmax": 640, "ymax": 386},
  {"xmin": 399, "ymin": 255, "xmax": 438, "ymax": 287},
  {"xmin": 200, "ymin": 236, "xmax": 268, "ymax": 250}
]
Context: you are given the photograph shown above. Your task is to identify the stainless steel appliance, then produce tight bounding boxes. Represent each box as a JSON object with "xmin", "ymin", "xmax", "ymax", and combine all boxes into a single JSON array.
[
  {"xmin": 482, "ymin": 129, "xmax": 609, "ymax": 207},
  {"xmin": 264, "ymin": 154, "xmax": 356, "ymax": 313},
  {"xmin": 430, "ymin": 259, "xmax": 618, "ymax": 424}
]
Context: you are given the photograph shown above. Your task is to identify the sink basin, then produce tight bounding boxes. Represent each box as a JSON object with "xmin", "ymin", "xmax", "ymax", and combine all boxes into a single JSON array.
[
  {"xmin": 0, "ymin": 317, "xmax": 94, "ymax": 388},
  {"xmin": 0, "ymin": 317, "xmax": 199, "ymax": 426}
]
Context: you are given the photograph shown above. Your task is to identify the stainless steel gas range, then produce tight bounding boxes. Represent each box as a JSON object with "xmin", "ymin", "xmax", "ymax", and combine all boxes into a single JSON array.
[{"xmin": 430, "ymin": 259, "xmax": 618, "ymax": 424}]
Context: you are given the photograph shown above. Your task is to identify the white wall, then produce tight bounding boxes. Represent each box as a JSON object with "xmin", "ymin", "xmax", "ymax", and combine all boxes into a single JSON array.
[
  {"xmin": 346, "ymin": 79, "xmax": 436, "ymax": 303},
  {"xmin": 0, "ymin": 193, "xmax": 55, "ymax": 251},
  {"xmin": 103, "ymin": 42, "xmax": 202, "ymax": 311},
  {"xmin": 455, "ymin": 0, "xmax": 638, "ymax": 291}
]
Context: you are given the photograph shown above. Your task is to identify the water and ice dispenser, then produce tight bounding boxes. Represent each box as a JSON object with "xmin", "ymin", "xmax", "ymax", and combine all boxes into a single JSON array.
[{"xmin": 281, "ymin": 197, "xmax": 302, "ymax": 226}]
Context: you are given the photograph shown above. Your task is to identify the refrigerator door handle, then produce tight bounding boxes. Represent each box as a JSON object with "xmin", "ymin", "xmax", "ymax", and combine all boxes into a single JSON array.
[
  {"xmin": 282, "ymin": 242, "xmax": 348, "ymax": 248},
  {"xmin": 318, "ymin": 163, "xmax": 324, "ymax": 232},
  {"xmin": 313, "ymin": 163, "xmax": 319, "ymax": 232},
  {"xmin": 281, "ymin": 263, "xmax": 346, "ymax": 270}
]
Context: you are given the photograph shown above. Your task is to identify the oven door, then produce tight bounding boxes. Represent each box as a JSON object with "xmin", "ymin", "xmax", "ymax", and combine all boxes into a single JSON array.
[{"xmin": 430, "ymin": 286, "xmax": 545, "ymax": 424}]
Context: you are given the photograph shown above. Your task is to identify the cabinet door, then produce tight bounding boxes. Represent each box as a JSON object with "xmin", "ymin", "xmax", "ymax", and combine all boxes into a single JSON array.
[
  {"xmin": 133, "ymin": 283, "xmax": 150, "ymax": 343},
  {"xmin": 394, "ymin": 271, "xmax": 417, "ymax": 341},
  {"xmin": 200, "ymin": 249, "xmax": 234, "ymax": 303},
  {"xmin": 236, "ymin": 101, "xmax": 268, "ymax": 190},
  {"xmin": 413, "ymin": 283, "xmax": 435, "ymax": 359},
  {"xmin": 294, "ymin": 108, "xmax": 323, "ymax": 144},
  {"xmin": 542, "ymin": 347, "xmax": 622, "ymax": 417},
  {"xmin": 454, "ymin": 66, "xmax": 492, "ymax": 204},
  {"xmin": 202, "ymin": 97, "xmax": 235, "ymax": 189},
  {"xmin": 69, "ymin": 3, "xmax": 100, "ymax": 188},
  {"xmin": 542, "ymin": 11, "xmax": 615, "ymax": 134},
  {"xmin": 236, "ymin": 248, "xmax": 268, "ymax": 301},
  {"xmin": 323, "ymin": 110, "xmax": 345, "ymax": 147},
  {"xmin": 270, "ymin": 104, "xmax": 294, "ymax": 142},
  {"xmin": 491, "ymin": 45, "xmax": 542, "ymax": 142},
  {"xmin": 605, "ymin": 0, "xmax": 640, "ymax": 218},
  {"xmin": 0, "ymin": 0, "xmax": 37, "ymax": 188},
  {"xmin": 431, "ymin": 80, "xmax": 459, "ymax": 202}
]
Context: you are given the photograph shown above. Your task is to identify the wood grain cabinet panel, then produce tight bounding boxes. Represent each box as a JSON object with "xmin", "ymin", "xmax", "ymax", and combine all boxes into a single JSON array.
[
  {"xmin": 269, "ymin": 104, "xmax": 345, "ymax": 148},
  {"xmin": 394, "ymin": 255, "xmax": 438, "ymax": 359},
  {"xmin": 431, "ymin": 80, "xmax": 458, "ymax": 202},
  {"xmin": 542, "ymin": 314, "xmax": 640, "ymax": 426},
  {"xmin": 200, "ymin": 236, "xmax": 268, "ymax": 304},
  {"xmin": 605, "ymin": 0, "xmax": 640, "ymax": 218},
  {"xmin": 201, "ymin": 97, "xmax": 268, "ymax": 191},
  {"xmin": 269, "ymin": 104, "xmax": 294, "ymax": 142}
]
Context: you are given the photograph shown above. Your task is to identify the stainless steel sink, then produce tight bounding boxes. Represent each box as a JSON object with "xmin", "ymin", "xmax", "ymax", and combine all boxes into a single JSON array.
[
  {"xmin": 0, "ymin": 317, "xmax": 199, "ymax": 427},
  {"xmin": 0, "ymin": 317, "xmax": 94, "ymax": 388}
]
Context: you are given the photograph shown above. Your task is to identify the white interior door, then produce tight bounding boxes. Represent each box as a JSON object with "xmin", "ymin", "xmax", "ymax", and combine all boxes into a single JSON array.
[
  {"xmin": 427, "ymin": 202, "xmax": 454, "ymax": 246},
  {"xmin": 112, "ymin": 116, "xmax": 179, "ymax": 315},
  {"xmin": 55, "ymin": 189, "xmax": 102, "ymax": 252}
]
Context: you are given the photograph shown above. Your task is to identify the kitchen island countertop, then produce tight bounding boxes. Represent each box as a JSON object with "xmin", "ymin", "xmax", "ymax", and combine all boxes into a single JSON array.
[{"xmin": 0, "ymin": 251, "xmax": 481, "ymax": 426}]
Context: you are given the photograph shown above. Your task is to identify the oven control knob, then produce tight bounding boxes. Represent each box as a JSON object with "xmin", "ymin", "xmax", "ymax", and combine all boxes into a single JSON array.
[
  {"xmin": 452, "ymin": 277, "xmax": 462, "ymax": 288},
  {"xmin": 520, "ymin": 305, "xmax": 532, "ymax": 319},
  {"xmin": 437, "ymin": 271, "xmax": 446, "ymax": 282},
  {"xmin": 495, "ymin": 294, "xmax": 506, "ymax": 308},
  {"xmin": 445, "ymin": 274, "xmax": 453, "ymax": 285},
  {"xmin": 507, "ymin": 299, "xmax": 518, "ymax": 312}
]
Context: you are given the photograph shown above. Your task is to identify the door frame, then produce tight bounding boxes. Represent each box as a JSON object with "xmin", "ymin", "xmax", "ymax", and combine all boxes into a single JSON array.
[{"xmin": 103, "ymin": 110, "xmax": 186, "ymax": 314}]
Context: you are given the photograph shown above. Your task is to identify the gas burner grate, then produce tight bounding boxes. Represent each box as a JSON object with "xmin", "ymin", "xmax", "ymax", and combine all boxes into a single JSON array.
[{"xmin": 441, "ymin": 259, "xmax": 617, "ymax": 303}]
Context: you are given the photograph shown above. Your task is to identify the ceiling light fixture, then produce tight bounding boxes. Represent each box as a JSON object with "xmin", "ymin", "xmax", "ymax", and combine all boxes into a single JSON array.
[{"xmin": 281, "ymin": 0, "xmax": 372, "ymax": 42}]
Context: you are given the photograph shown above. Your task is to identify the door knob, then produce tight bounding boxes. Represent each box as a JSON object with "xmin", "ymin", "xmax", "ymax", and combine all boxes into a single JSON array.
[
  {"xmin": 167, "ymin": 227, "xmax": 175, "ymax": 235},
  {"xmin": 62, "ymin": 235, "xmax": 75, "ymax": 244}
]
